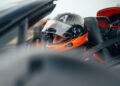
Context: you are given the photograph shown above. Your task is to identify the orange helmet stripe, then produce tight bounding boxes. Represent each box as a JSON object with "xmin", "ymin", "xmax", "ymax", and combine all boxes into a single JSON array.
[{"xmin": 46, "ymin": 33, "xmax": 88, "ymax": 51}]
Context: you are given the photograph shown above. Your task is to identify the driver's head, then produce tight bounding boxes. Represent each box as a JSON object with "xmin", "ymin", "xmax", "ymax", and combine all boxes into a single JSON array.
[
  {"xmin": 52, "ymin": 13, "xmax": 84, "ymax": 44},
  {"xmin": 42, "ymin": 13, "xmax": 88, "ymax": 51}
]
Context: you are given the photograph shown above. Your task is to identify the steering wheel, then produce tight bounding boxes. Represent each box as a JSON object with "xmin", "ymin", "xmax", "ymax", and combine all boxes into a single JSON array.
[{"xmin": 4, "ymin": 51, "xmax": 119, "ymax": 86}]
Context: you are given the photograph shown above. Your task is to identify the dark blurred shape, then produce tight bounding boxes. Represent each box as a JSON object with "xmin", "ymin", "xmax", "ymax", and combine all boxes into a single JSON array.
[
  {"xmin": 84, "ymin": 17, "xmax": 112, "ymax": 61},
  {"xmin": 29, "ymin": 57, "xmax": 44, "ymax": 73},
  {"xmin": 0, "ymin": 0, "xmax": 56, "ymax": 49},
  {"xmin": 0, "ymin": 49, "xmax": 120, "ymax": 86}
]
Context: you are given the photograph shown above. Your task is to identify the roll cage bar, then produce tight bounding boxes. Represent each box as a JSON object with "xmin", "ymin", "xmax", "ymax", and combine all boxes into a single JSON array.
[{"xmin": 0, "ymin": 0, "xmax": 56, "ymax": 48}]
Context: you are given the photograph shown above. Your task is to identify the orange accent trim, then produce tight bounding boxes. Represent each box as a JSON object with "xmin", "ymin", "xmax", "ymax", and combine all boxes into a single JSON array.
[
  {"xmin": 34, "ymin": 30, "xmax": 39, "ymax": 34},
  {"xmin": 87, "ymin": 28, "xmax": 91, "ymax": 31},
  {"xmin": 30, "ymin": 42, "xmax": 36, "ymax": 49},
  {"xmin": 36, "ymin": 39, "xmax": 39, "ymax": 48},
  {"xmin": 46, "ymin": 33, "xmax": 88, "ymax": 51},
  {"xmin": 91, "ymin": 46, "xmax": 103, "ymax": 62},
  {"xmin": 93, "ymin": 53, "xmax": 103, "ymax": 63},
  {"xmin": 83, "ymin": 46, "xmax": 87, "ymax": 51},
  {"xmin": 30, "ymin": 39, "xmax": 44, "ymax": 49}
]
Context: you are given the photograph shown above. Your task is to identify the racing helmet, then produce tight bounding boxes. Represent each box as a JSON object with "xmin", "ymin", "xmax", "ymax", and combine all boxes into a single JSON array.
[{"xmin": 42, "ymin": 13, "xmax": 88, "ymax": 51}]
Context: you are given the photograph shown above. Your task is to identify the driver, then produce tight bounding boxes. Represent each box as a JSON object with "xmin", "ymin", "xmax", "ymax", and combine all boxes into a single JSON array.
[
  {"xmin": 41, "ymin": 13, "xmax": 104, "ymax": 63},
  {"xmin": 42, "ymin": 13, "xmax": 88, "ymax": 51}
]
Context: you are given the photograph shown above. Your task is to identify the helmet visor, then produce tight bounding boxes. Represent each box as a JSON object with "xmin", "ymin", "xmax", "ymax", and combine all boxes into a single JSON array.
[{"xmin": 42, "ymin": 20, "xmax": 72, "ymax": 38}]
